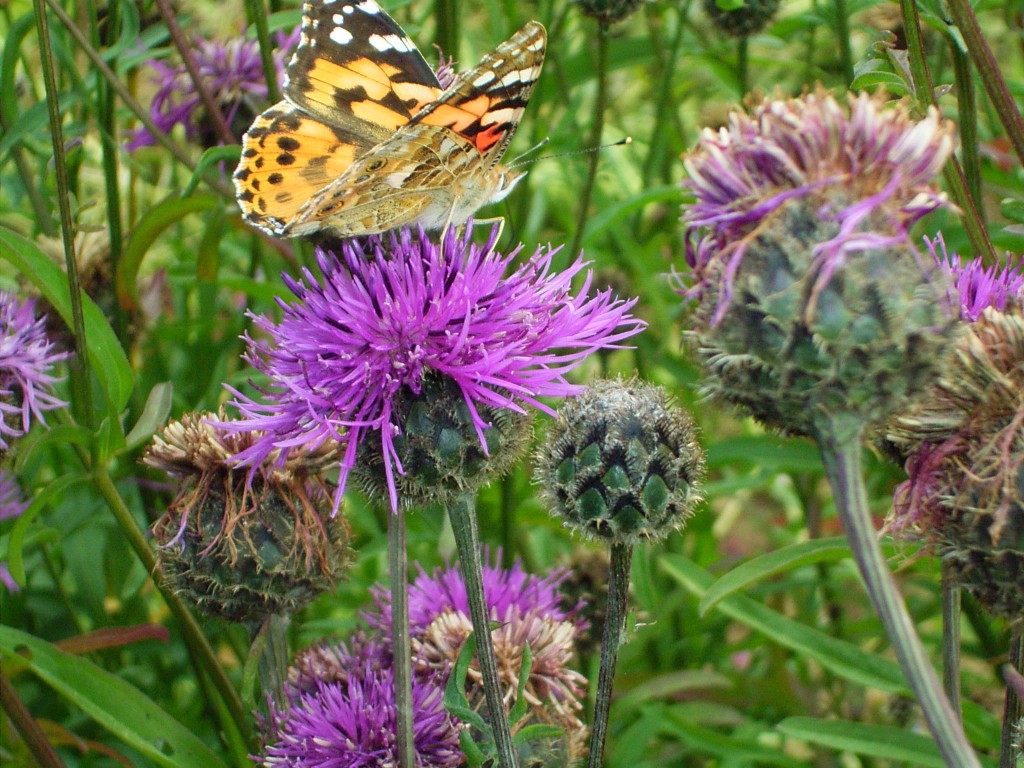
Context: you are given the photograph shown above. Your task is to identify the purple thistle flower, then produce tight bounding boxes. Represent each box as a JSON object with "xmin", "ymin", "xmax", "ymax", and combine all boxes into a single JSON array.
[
  {"xmin": 259, "ymin": 640, "xmax": 463, "ymax": 768},
  {"xmin": 223, "ymin": 225, "xmax": 644, "ymax": 512},
  {"xmin": 681, "ymin": 89, "xmax": 955, "ymax": 322},
  {"xmin": 366, "ymin": 554, "xmax": 582, "ymax": 634},
  {"xmin": 928, "ymin": 233, "xmax": 1024, "ymax": 322},
  {"xmin": 0, "ymin": 293, "xmax": 69, "ymax": 451},
  {"xmin": 127, "ymin": 29, "xmax": 300, "ymax": 151},
  {"xmin": 0, "ymin": 470, "xmax": 28, "ymax": 592}
]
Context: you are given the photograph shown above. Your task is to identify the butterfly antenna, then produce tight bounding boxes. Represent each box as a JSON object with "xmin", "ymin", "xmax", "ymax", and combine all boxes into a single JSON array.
[
  {"xmin": 509, "ymin": 137, "xmax": 551, "ymax": 165},
  {"xmin": 508, "ymin": 136, "xmax": 632, "ymax": 169}
]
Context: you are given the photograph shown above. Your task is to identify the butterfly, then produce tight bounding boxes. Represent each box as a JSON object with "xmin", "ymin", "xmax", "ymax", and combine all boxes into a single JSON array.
[{"xmin": 233, "ymin": 0, "xmax": 546, "ymax": 239}]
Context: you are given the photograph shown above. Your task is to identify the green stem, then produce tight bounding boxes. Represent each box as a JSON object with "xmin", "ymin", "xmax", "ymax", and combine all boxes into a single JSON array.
[
  {"xmin": 586, "ymin": 542, "xmax": 632, "ymax": 768},
  {"xmin": 91, "ymin": 469, "xmax": 253, "ymax": 756},
  {"xmin": 32, "ymin": 0, "xmax": 94, "ymax": 434},
  {"xmin": 448, "ymin": 494, "xmax": 519, "ymax": 768},
  {"xmin": 641, "ymin": 3, "xmax": 687, "ymax": 190},
  {"xmin": 569, "ymin": 21, "xmax": 609, "ymax": 260},
  {"xmin": 42, "ymin": 0, "xmax": 233, "ymax": 198},
  {"xmin": 941, "ymin": 561, "xmax": 962, "ymax": 720},
  {"xmin": 945, "ymin": 0, "xmax": 1024, "ymax": 169},
  {"xmin": 736, "ymin": 36, "xmax": 749, "ymax": 98},
  {"xmin": 244, "ymin": 0, "xmax": 282, "ymax": 104},
  {"xmin": 249, "ymin": 613, "xmax": 291, "ymax": 711},
  {"xmin": 816, "ymin": 419, "xmax": 980, "ymax": 767},
  {"xmin": 949, "ymin": 39, "xmax": 982, "ymax": 216},
  {"xmin": 389, "ymin": 509, "xmax": 415, "ymax": 768},
  {"xmin": 434, "ymin": 0, "xmax": 460, "ymax": 63},
  {"xmin": 898, "ymin": 0, "xmax": 996, "ymax": 264},
  {"xmin": 0, "ymin": 668, "xmax": 65, "ymax": 768},
  {"xmin": 831, "ymin": 0, "xmax": 853, "ymax": 84},
  {"xmin": 154, "ymin": 0, "xmax": 235, "ymax": 145},
  {"xmin": 1000, "ymin": 631, "xmax": 1024, "ymax": 768}
]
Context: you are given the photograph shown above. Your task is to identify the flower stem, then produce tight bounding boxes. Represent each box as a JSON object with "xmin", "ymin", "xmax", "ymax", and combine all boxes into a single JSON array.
[
  {"xmin": 586, "ymin": 541, "xmax": 632, "ymax": 768},
  {"xmin": 569, "ymin": 21, "xmax": 609, "ymax": 260},
  {"xmin": 945, "ymin": 0, "xmax": 1024, "ymax": 169},
  {"xmin": 244, "ymin": 0, "xmax": 282, "ymax": 104},
  {"xmin": 831, "ymin": 0, "xmax": 853, "ymax": 83},
  {"xmin": 92, "ymin": 468, "xmax": 254, "ymax": 758},
  {"xmin": 1000, "ymin": 630, "xmax": 1024, "ymax": 768},
  {"xmin": 941, "ymin": 561, "xmax": 962, "ymax": 719},
  {"xmin": 0, "ymin": 668, "xmax": 65, "ymax": 768},
  {"xmin": 448, "ymin": 494, "xmax": 519, "ymax": 768},
  {"xmin": 816, "ymin": 417, "xmax": 981, "ymax": 768},
  {"xmin": 388, "ymin": 508, "xmax": 415, "ymax": 768},
  {"xmin": 32, "ymin": 0, "xmax": 94, "ymax": 433},
  {"xmin": 248, "ymin": 613, "xmax": 291, "ymax": 711}
]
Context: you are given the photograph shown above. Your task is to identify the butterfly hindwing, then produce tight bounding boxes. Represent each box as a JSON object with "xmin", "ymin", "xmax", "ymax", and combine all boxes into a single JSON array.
[
  {"xmin": 413, "ymin": 21, "xmax": 546, "ymax": 160},
  {"xmin": 234, "ymin": 103, "xmax": 375, "ymax": 235},
  {"xmin": 285, "ymin": 0, "xmax": 442, "ymax": 137}
]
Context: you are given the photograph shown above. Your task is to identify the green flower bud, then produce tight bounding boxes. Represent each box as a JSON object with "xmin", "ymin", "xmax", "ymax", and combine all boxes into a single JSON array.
[
  {"xmin": 536, "ymin": 378, "xmax": 705, "ymax": 544},
  {"xmin": 704, "ymin": 0, "xmax": 780, "ymax": 37},
  {"xmin": 353, "ymin": 374, "xmax": 532, "ymax": 509}
]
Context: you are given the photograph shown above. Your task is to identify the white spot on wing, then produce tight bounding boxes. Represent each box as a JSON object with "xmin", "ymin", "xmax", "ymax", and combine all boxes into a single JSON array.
[
  {"xmin": 368, "ymin": 33, "xmax": 414, "ymax": 52},
  {"xmin": 473, "ymin": 71, "xmax": 496, "ymax": 87},
  {"xmin": 330, "ymin": 26, "xmax": 354, "ymax": 45},
  {"xmin": 357, "ymin": 0, "xmax": 382, "ymax": 13}
]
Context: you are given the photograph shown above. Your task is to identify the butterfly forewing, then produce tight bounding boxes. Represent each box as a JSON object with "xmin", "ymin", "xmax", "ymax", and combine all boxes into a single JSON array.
[{"xmin": 285, "ymin": 0, "xmax": 442, "ymax": 136}]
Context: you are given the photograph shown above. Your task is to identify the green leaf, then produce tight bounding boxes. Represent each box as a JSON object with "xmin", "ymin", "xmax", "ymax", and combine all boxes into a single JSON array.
[
  {"xmin": 662, "ymin": 715, "xmax": 806, "ymax": 767},
  {"xmin": 0, "ymin": 227, "xmax": 134, "ymax": 411},
  {"xmin": 124, "ymin": 382, "xmax": 173, "ymax": 452},
  {"xmin": 699, "ymin": 537, "xmax": 855, "ymax": 616},
  {"xmin": 777, "ymin": 717, "xmax": 997, "ymax": 767},
  {"xmin": 616, "ymin": 669, "xmax": 733, "ymax": 710},
  {"xmin": 659, "ymin": 553, "xmax": 908, "ymax": 694},
  {"xmin": 0, "ymin": 625, "xmax": 228, "ymax": 768},
  {"xmin": 8, "ymin": 474, "xmax": 90, "ymax": 585},
  {"xmin": 508, "ymin": 643, "xmax": 532, "ymax": 725},
  {"xmin": 117, "ymin": 194, "xmax": 221, "ymax": 311},
  {"xmin": 182, "ymin": 146, "xmax": 241, "ymax": 198}
]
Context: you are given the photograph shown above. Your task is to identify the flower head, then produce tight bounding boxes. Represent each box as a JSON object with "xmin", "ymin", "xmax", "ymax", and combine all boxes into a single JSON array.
[
  {"xmin": 144, "ymin": 411, "xmax": 350, "ymax": 623},
  {"xmin": 0, "ymin": 293, "xmax": 69, "ymax": 453},
  {"xmin": 364, "ymin": 557, "xmax": 589, "ymax": 757},
  {"xmin": 260, "ymin": 639, "xmax": 463, "ymax": 768},
  {"xmin": 680, "ymin": 91, "xmax": 960, "ymax": 437},
  {"xmin": 127, "ymin": 30, "xmax": 299, "ymax": 151},
  {"xmin": 704, "ymin": 0, "xmax": 781, "ymax": 37},
  {"xmin": 225, "ymin": 225, "xmax": 644, "ymax": 512},
  {"xmin": 0, "ymin": 471, "xmax": 28, "ymax": 592},
  {"xmin": 537, "ymin": 377, "xmax": 706, "ymax": 544},
  {"xmin": 929, "ymin": 233, "xmax": 1024, "ymax": 321},
  {"xmin": 682, "ymin": 89, "xmax": 954, "ymax": 320}
]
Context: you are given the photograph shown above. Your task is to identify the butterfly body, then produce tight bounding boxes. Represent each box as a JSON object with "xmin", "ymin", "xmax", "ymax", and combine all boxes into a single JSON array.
[{"xmin": 234, "ymin": 0, "xmax": 545, "ymax": 238}]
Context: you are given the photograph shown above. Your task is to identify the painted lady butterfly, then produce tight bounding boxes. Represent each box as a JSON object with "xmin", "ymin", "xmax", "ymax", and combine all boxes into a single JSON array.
[{"xmin": 233, "ymin": 0, "xmax": 546, "ymax": 238}]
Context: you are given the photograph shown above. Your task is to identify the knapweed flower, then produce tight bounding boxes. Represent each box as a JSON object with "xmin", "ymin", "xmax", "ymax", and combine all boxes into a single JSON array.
[
  {"xmin": 537, "ymin": 377, "xmax": 705, "ymax": 544},
  {"xmin": 680, "ymin": 89, "xmax": 960, "ymax": 437},
  {"xmin": 144, "ymin": 411, "xmax": 350, "ymax": 624},
  {"xmin": 365, "ymin": 557, "xmax": 589, "ymax": 759},
  {"xmin": 127, "ymin": 29, "xmax": 299, "ymax": 151},
  {"xmin": 928, "ymin": 233, "xmax": 1024, "ymax": 322},
  {"xmin": 0, "ymin": 471, "xmax": 28, "ymax": 592},
  {"xmin": 260, "ymin": 639, "xmax": 463, "ymax": 768},
  {"xmin": 0, "ymin": 292, "xmax": 68, "ymax": 454},
  {"xmin": 887, "ymin": 240, "xmax": 1024, "ymax": 623},
  {"xmin": 224, "ymin": 225, "xmax": 644, "ymax": 512}
]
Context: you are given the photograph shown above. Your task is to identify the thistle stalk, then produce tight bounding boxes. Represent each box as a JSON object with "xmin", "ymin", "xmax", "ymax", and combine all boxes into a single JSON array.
[
  {"xmin": 448, "ymin": 494, "xmax": 520, "ymax": 768},
  {"xmin": 816, "ymin": 416, "xmax": 980, "ymax": 768}
]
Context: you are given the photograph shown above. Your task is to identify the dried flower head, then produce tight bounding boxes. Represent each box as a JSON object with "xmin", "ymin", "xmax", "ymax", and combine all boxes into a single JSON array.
[
  {"xmin": 887, "ymin": 241, "xmax": 1024, "ymax": 622},
  {"xmin": 144, "ymin": 411, "xmax": 349, "ymax": 624},
  {"xmin": 574, "ymin": 0, "xmax": 649, "ymax": 25},
  {"xmin": 681, "ymin": 90, "xmax": 960, "ymax": 437},
  {"xmin": 0, "ymin": 292, "xmax": 69, "ymax": 454},
  {"xmin": 224, "ymin": 225, "xmax": 644, "ymax": 512},
  {"xmin": 537, "ymin": 378, "xmax": 705, "ymax": 544},
  {"xmin": 0, "ymin": 471, "xmax": 28, "ymax": 592},
  {"xmin": 127, "ymin": 29, "xmax": 299, "ymax": 151},
  {"xmin": 260, "ymin": 639, "xmax": 463, "ymax": 768}
]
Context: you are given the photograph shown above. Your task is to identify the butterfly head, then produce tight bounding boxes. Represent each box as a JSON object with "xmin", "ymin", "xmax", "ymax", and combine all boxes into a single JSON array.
[{"xmin": 489, "ymin": 166, "xmax": 527, "ymax": 204}]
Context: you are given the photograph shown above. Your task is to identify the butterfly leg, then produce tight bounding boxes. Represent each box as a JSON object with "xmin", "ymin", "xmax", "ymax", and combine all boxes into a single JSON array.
[{"xmin": 471, "ymin": 216, "xmax": 505, "ymax": 243}]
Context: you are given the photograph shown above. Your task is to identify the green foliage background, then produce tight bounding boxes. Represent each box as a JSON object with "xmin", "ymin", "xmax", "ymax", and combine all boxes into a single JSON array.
[{"xmin": 0, "ymin": 0, "xmax": 1021, "ymax": 765}]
